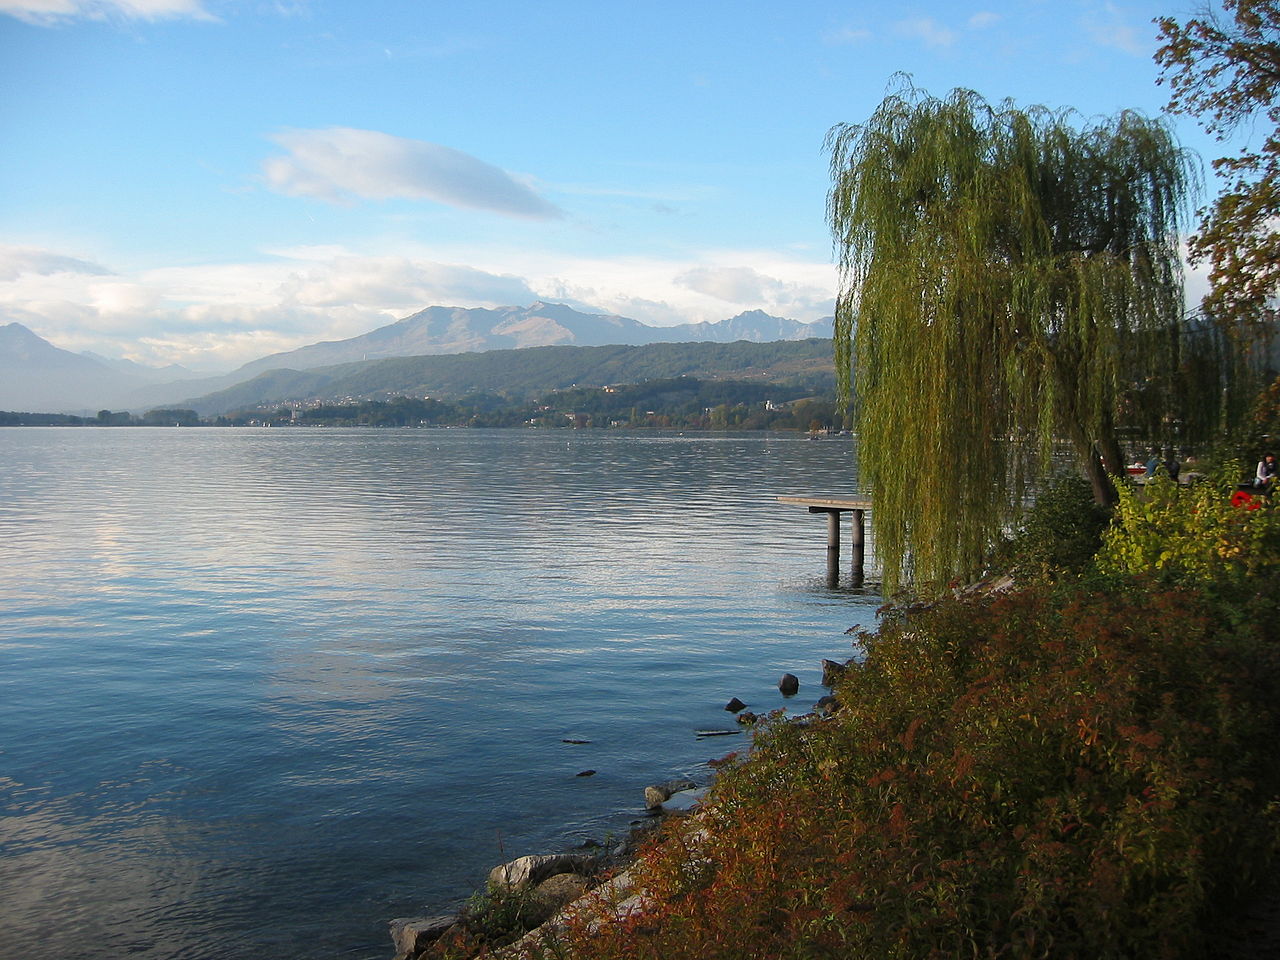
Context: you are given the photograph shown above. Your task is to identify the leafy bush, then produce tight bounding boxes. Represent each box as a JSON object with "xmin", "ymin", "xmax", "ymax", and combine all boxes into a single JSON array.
[
  {"xmin": 1097, "ymin": 466, "xmax": 1280, "ymax": 597},
  {"xmin": 994, "ymin": 473, "xmax": 1111, "ymax": 581}
]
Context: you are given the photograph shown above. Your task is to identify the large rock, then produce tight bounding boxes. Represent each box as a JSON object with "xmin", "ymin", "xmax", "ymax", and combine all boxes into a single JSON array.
[
  {"xmin": 661, "ymin": 788, "xmax": 707, "ymax": 813},
  {"xmin": 779, "ymin": 673, "xmax": 800, "ymax": 696},
  {"xmin": 643, "ymin": 777, "xmax": 698, "ymax": 809},
  {"xmin": 488, "ymin": 853, "xmax": 596, "ymax": 891},
  {"xmin": 533, "ymin": 872, "xmax": 593, "ymax": 912},
  {"xmin": 389, "ymin": 915, "xmax": 456, "ymax": 959}
]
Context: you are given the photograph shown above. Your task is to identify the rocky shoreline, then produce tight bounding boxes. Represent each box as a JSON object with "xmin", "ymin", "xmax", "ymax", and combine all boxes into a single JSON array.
[{"xmin": 387, "ymin": 661, "xmax": 851, "ymax": 960}]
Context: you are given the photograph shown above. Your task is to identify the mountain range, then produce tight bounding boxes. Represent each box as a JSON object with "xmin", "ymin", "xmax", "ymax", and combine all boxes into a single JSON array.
[{"xmin": 0, "ymin": 302, "xmax": 834, "ymax": 414}]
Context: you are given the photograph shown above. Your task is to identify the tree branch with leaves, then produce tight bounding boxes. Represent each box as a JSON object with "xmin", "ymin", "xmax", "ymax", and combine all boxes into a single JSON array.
[{"xmin": 1157, "ymin": 0, "xmax": 1280, "ymax": 340}]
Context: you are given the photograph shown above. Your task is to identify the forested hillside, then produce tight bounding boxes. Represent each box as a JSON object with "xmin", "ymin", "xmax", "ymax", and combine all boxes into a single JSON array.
[{"xmin": 182, "ymin": 338, "xmax": 836, "ymax": 415}]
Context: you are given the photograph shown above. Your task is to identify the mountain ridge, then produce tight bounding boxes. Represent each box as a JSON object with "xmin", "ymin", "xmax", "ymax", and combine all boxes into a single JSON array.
[
  {"xmin": 230, "ymin": 302, "xmax": 833, "ymax": 378},
  {"xmin": 1, "ymin": 302, "xmax": 835, "ymax": 413}
]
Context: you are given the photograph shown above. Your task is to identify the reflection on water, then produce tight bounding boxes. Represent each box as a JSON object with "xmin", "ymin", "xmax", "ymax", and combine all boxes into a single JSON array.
[{"xmin": 0, "ymin": 428, "xmax": 879, "ymax": 959}]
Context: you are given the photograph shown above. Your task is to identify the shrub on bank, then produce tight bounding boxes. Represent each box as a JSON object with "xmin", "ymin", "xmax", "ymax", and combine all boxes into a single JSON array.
[
  {"xmin": 1098, "ymin": 467, "xmax": 1280, "ymax": 599},
  {"xmin": 992, "ymin": 473, "xmax": 1112, "ymax": 582},
  {"xmin": 540, "ymin": 577, "xmax": 1280, "ymax": 960}
]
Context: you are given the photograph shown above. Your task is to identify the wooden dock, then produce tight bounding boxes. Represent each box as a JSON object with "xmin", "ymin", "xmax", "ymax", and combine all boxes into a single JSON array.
[{"xmin": 778, "ymin": 496, "xmax": 872, "ymax": 587}]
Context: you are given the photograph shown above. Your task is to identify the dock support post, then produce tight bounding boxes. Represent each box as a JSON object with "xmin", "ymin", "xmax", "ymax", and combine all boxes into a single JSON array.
[
  {"xmin": 824, "ymin": 509, "xmax": 841, "ymax": 588},
  {"xmin": 782, "ymin": 496, "xmax": 873, "ymax": 588},
  {"xmin": 851, "ymin": 509, "xmax": 865, "ymax": 586}
]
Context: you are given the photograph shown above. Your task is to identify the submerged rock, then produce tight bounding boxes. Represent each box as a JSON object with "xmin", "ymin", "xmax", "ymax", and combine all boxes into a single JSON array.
[{"xmin": 724, "ymin": 697, "xmax": 747, "ymax": 712}]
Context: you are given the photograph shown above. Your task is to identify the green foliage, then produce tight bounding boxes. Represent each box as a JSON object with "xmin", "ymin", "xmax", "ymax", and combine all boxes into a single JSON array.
[
  {"xmin": 458, "ymin": 883, "xmax": 557, "ymax": 947},
  {"xmin": 93, "ymin": 409, "xmax": 135, "ymax": 425},
  {"xmin": 0, "ymin": 411, "xmax": 91, "ymax": 425},
  {"xmin": 222, "ymin": 380, "xmax": 839, "ymax": 431},
  {"xmin": 543, "ymin": 579, "xmax": 1280, "ymax": 960},
  {"xmin": 1097, "ymin": 467, "xmax": 1280, "ymax": 594},
  {"xmin": 995, "ymin": 473, "xmax": 1111, "ymax": 580},
  {"xmin": 827, "ymin": 80, "xmax": 1200, "ymax": 591}
]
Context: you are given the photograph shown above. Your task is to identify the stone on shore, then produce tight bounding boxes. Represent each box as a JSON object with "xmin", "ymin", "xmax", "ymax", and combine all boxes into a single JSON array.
[
  {"xmin": 644, "ymin": 777, "xmax": 698, "ymax": 809},
  {"xmin": 815, "ymin": 694, "xmax": 841, "ymax": 717},
  {"xmin": 533, "ymin": 872, "xmax": 593, "ymax": 913},
  {"xmin": 821, "ymin": 659, "xmax": 849, "ymax": 687},
  {"xmin": 487, "ymin": 853, "xmax": 596, "ymax": 891},
  {"xmin": 779, "ymin": 673, "xmax": 800, "ymax": 696},
  {"xmin": 389, "ymin": 915, "xmax": 456, "ymax": 959},
  {"xmin": 660, "ymin": 788, "xmax": 706, "ymax": 813}
]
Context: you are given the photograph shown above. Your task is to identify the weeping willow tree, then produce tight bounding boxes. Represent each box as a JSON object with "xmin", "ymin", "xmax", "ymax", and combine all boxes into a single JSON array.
[{"xmin": 827, "ymin": 83, "xmax": 1201, "ymax": 591}]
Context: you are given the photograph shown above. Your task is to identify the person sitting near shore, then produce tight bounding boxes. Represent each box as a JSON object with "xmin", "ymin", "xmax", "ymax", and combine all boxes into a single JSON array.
[
  {"xmin": 1144, "ymin": 449, "xmax": 1161, "ymax": 478},
  {"xmin": 1143, "ymin": 449, "xmax": 1179, "ymax": 482},
  {"xmin": 1256, "ymin": 453, "xmax": 1278, "ymax": 494}
]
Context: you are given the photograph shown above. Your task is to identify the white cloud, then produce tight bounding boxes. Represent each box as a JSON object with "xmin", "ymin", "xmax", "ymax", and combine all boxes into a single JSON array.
[
  {"xmin": 262, "ymin": 127, "xmax": 562, "ymax": 220},
  {"xmin": 0, "ymin": 246, "xmax": 112, "ymax": 281},
  {"xmin": 511, "ymin": 250, "xmax": 837, "ymax": 328},
  {"xmin": 1081, "ymin": 2, "xmax": 1147, "ymax": 56},
  {"xmin": 824, "ymin": 25, "xmax": 872, "ymax": 45},
  {"xmin": 0, "ymin": 0, "xmax": 214, "ymax": 25},
  {"xmin": 676, "ymin": 265, "xmax": 779, "ymax": 304},
  {"xmin": 894, "ymin": 17, "xmax": 956, "ymax": 48},
  {"xmin": 968, "ymin": 11, "xmax": 1000, "ymax": 29}
]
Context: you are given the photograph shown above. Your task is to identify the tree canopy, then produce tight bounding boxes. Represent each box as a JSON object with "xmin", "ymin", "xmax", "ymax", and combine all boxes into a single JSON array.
[
  {"xmin": 828, "ymin": 82, "xmax": 1197, "ymax": 590},
  {"xmin": 1157, "ymin": 1, "xmax": 1280, "ymax": 342}
]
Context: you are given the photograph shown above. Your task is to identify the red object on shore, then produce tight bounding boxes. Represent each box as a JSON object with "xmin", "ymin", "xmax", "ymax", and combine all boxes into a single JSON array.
[{"xmin": 1231, "ymin": 490, "xmax": 1262, "ymax": 510}]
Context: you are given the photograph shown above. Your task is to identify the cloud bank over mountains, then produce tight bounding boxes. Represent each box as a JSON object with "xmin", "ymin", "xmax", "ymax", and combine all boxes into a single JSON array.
[{"xmin": 0, "ymin": 243, "xmax": 838, "ymax": 371}]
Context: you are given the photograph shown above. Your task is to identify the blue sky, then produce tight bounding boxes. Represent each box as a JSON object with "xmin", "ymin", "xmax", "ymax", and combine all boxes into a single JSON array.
[{"xmin": 0, "ymin": 0, "xmax": 1224, "ymax": 370}]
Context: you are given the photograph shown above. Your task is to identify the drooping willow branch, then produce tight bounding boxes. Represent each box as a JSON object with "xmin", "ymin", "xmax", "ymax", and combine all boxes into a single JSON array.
[{"xmin": 827, "ymin": 80, "xmax": 1201, "ymax": 591}]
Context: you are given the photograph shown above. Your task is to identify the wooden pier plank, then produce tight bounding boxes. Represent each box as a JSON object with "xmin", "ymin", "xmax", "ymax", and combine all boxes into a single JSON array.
[{"xmin": 777, "ymin": 495, "xmax": 872, "ymax": 511}]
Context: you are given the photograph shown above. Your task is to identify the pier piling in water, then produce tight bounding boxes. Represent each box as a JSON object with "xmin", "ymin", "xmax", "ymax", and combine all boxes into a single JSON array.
[{"xmin": 778, "ymin": 496, "xmax": 871, "ymax": 587}]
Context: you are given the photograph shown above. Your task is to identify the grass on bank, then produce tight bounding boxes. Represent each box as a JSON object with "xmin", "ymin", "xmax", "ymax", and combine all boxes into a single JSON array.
[{"xmin": 510, "ymin": 469, "xmax": 1280, "ymax": 960}]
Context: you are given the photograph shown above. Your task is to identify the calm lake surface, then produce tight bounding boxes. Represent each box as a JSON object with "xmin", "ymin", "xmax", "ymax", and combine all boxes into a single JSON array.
[{"xmin": 0, "ymin": 428, "xmax": 879, "ymax": 960}]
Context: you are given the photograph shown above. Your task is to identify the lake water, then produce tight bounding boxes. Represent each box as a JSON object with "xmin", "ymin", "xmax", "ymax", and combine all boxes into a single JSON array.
[{"xmin": 0, "ymin": 428, "xmax": 879, "ymax": 960}]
